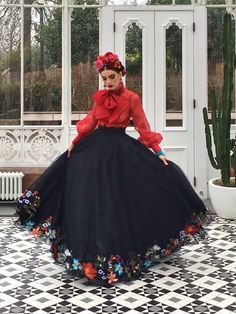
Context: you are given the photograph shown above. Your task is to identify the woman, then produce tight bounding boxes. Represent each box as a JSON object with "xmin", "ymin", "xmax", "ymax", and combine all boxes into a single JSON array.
[{"xmin": 16, "ymin": 52, "xmax": 210, "ymax": 286}]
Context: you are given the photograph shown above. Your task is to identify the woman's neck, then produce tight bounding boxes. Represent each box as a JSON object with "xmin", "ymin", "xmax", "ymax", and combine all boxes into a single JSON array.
[{"xmin": 112, "ymin": 82, "xmax": 125, "ymax": 94}]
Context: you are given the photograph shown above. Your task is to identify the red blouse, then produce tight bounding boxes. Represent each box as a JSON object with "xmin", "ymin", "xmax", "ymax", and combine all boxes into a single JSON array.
[{"xmin": 72, "ymin": 83, "xmax": 163, "ymax": 153}]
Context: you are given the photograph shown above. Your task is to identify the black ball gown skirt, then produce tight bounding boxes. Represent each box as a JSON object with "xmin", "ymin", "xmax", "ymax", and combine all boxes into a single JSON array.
[{"xmin": 16, "ymin": 126, "xmax": 211, "ymax": 286}]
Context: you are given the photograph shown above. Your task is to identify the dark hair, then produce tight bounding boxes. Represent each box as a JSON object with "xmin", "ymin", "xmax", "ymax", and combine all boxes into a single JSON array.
[{"xmin": 100, "ymin": 65, "xmax": 126, "ymax": 76}]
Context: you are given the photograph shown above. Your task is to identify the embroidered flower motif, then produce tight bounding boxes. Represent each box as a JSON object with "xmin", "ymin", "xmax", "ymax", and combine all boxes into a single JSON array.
[
  {"xmin": 46, "ymin": 229, "xmax": 56, "ymax": 239},
  {"xmin": 110, "ymin": 254, "xmax": 122, "ymax": 262},
  {"xmin": 153, "ymin": 244, "xmax": 161, "ymax": 251},
  {"xmin": 65, "ymin": 262, "xmax": 70, "ymax": 270},
  {"xmin": 179, "ymin": 230, "xmax": 186, "ymax": 240},
  {"xmin": 17, "ymin": 189, "xmax": 41, "ymax": 220},
  {"xmin": 31, "ymin": 228, "xmax": 39, "ymax": 237},
  {"xmin": 72, "ymin": 258, "xmax": 79, "ymax": 270},
  {"xmin": 23, "ymin": 220, "xmax": 34, "ymax": 230},
  {"xmin": 26, "ymin": 190, "xmax": 32, "ymax": 197},
  {"xmin": 114, "ymin": 263, "xmax": 123, "ymax": 275},
  {"xmin": 97, "ymin": 255, "xmax": 106, "ymax": 262},
  {"xmin": 107, "ymin": 272, "xmax": 118, "ymax": 284},
  {"xmin": 83, "ymin": 262, "xmax": 97, "ymax": 280},
  {"xmin": 64, "ymin": 249, "xmax": 71, "ymax": 257},
  {"xmin": 98, "ymin": 269, "xmax": 106, "ymax": 276},
  {"xmin": 97, "ymin": 269, "xmax": 107, "ymax": 281},
  {"xmin": 184, "ymin": 224, "xmax": 200, "ymax": 235},
  {"xmin": 144, "ymin": 260, "xmax": 153, "ymax": 268},
  {"xmin": 165, "ymin": 247, "xmax": 173, "ymax": 255},
  {"xmin": 199, "ymin": 228, "xmax": 207, "ymax": 238},
  {"xmin": 108, "ymin": 261, "xmax": 113, "ymax": 269}
]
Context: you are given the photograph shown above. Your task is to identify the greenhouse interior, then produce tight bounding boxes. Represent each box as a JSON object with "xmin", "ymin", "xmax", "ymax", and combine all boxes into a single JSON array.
[{"xmin": 0, "ymin": 1, "xmax": 236, "ymax": 313}]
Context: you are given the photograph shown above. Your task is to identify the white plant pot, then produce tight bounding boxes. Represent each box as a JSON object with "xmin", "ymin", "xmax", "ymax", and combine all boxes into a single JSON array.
[{"xmin": 208, "ymin": 178, "xmax": 236, "ymax": 220}]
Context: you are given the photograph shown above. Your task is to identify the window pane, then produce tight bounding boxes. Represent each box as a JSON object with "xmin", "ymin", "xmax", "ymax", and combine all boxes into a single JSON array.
[
  {"xmin": 73, "ymin": 0, "xmax": 97, "ymax": 5},
  {"xmin": 23, "ymin": 6, "xmax": 62, "ymax": 126},
  {"xmin": 126, "ymin": 23, "xmax": 142, "ymax": 98},
  {"xmin": 23, "ymin": 0, "xmax": 62, "ymax": 4},
  {"xmin": 145, "ymin": 0, "xmax": 172, "ymax": 4},
  {"xmin": 71, "ymin": 5, "xmax": 99, "ymax": 125},
  {"xmin": 207, "ymin": 0, "xmax": 225, "ymax": 3},
  {"xmin": 0, "ymin": 6, "xmax": 21, "ymax": 126},
  {"xmin": 0, "ymin": 0, "xmax": 20, "ymax": 4},
  {"xmin": 166, "ymin": 23, "xmax": 182, "ymax": 127},
  {"xmin": 175, "ymin": 0, "xmax": 191, "ymax": 4}
]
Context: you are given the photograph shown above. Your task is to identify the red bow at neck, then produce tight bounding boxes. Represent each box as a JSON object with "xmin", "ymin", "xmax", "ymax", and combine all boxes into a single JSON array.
[{"xmin": 94, "ymin": 83, "xmax": 129, "ymax": 124}]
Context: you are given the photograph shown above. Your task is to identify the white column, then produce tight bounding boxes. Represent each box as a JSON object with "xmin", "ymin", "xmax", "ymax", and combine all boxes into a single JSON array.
[
  {"xmin": 61, "ymin": 0, "xmax": 71, "ymax": 150},
  {"xmin": 194, "ymin": 6, "xmax": 209, "ymax": 198},
  {"xmin": 100, "ymin": 6, "xmax": 115, "ymax": 53}
]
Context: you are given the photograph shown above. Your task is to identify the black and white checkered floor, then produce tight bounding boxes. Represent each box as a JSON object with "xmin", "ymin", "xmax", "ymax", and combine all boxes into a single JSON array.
[{"xmin": 0, "ymin": 216, "xmax": 235, "ymax": 314}]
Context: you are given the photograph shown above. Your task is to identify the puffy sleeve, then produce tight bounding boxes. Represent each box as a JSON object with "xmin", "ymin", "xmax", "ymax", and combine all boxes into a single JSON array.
[
  {"xmin": 130, "ymin": 93, "xmax": 163, "ymax": 153},
  {"xmin": 72, "ymin": 103, "xmax": 98, "ymax": 145}
]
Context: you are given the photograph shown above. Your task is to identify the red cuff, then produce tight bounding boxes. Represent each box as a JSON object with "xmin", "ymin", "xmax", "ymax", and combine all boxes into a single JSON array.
[
  {"xmin": 72, "ymin": 134, "xmax": 80, "ymax": 145},
  {"xmin": 151, "ymin": 142, "xmax": 161, "ymax": 153}
]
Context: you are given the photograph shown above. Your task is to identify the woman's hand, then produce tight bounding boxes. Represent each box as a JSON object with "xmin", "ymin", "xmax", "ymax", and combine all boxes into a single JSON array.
[
  {"xmin": 67, "ymin": 143, "xmax": 75, "ymax": 158},
  {"xmin": 156, "ymin": 149, "xmax": 168, "ymax": 166},
  {"xmin": 159, "ymin": 155, "xmax": 168, "ymax": 166}
]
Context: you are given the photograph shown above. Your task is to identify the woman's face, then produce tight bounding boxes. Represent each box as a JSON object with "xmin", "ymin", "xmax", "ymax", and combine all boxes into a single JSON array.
[{"xmin": 100, "ymin": 69, "xmax": 122, "ymax": 91}]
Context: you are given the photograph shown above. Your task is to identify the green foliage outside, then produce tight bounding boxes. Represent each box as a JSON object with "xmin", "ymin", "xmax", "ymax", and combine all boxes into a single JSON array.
[
  {"xmin": 34, "ymin": 8, "xmax": 63, "ymax": 69},
  {"xmin": 0, "ymin": 80, "xmax": 20, "ymax": 124},
  {"xmin": 0, "ymin": 1, "xmax": 100, "ymax": 120}
]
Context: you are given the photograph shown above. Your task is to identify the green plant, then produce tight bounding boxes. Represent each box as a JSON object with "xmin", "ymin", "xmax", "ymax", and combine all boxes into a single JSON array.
[{"xmin": 203, "ymin": 13, "xmax": 236, "ymax": 186}]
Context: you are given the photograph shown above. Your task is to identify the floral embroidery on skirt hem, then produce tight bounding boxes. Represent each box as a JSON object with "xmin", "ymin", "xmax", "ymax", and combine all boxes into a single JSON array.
[{"xmin": 15, "ymin": 189, "xmax": 212, "ymax": 286}]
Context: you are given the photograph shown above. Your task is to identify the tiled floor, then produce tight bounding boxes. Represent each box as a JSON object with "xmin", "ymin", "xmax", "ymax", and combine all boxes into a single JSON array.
[{"xmin": 0, "ymin": 213, "xmax": 235, "ymax": 313}]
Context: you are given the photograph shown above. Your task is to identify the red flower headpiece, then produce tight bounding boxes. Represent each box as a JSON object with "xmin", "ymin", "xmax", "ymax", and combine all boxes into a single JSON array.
[{"xmin": 95, "ymin": 52, "xmax": 126, "ymax": 76}]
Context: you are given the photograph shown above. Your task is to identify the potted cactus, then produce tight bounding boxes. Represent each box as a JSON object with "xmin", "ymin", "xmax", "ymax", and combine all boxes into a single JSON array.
[{"xmin": 203, "ymin": 13, "xmax": 236, "ymax": 219}]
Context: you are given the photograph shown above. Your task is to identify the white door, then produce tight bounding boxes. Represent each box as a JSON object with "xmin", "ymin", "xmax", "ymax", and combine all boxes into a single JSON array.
[
  {"xmin": 115, "ymin": 11, "xmax": 155, "ymax": 128},
  {"xmin": 155, "ymin": 11, "xmax": 194, "ymax": 183},
  {"xmin": 114, "ymin": 10, "xmax": 195, "ymax": 184}
]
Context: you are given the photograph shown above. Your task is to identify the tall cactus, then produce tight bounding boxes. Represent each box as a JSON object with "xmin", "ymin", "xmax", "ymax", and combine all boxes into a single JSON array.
[{"xmin": 203, "ymin": 13, "xmax": 236, "ymax": 186}]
